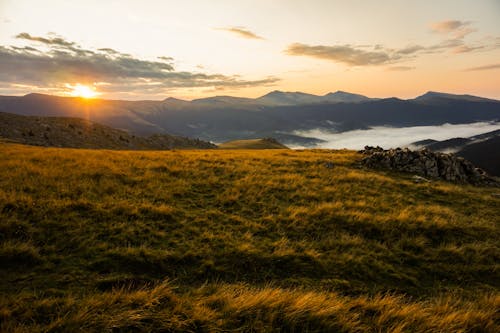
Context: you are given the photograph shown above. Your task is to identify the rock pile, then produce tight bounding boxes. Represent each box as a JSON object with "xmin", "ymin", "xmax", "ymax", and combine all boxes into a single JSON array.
[{"xmin": 359, "ymin": 146, "xmax": 498, "ymax": 186}]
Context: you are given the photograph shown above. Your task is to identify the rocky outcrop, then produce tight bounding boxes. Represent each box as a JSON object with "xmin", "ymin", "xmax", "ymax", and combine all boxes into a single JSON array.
[{"xmin": 359, "ymin": 146, "xmax": 498, "ymax": 186}]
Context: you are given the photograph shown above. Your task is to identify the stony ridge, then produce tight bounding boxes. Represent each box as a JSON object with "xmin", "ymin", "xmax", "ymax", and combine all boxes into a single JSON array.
[{"xmin": 359, "ymin": 146, "xmax": 498, "ymax": 186}]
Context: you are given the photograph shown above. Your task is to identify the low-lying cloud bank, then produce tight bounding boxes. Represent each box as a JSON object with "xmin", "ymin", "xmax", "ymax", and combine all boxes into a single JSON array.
[{"xmin": 293, "ymin": 122, "xmax": 500, "ymax": 150}]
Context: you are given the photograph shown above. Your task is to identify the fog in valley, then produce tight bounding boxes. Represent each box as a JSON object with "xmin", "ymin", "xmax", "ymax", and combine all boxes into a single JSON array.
[{"xmin": 292, "ymin": 122, "xmax": 500, "ymax": 150}]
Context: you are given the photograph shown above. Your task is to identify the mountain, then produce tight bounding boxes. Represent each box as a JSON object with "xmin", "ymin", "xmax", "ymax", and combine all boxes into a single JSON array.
[
  {"xmin": 0, "ymin": 93, "xmax": 167, "ymax": 135},
  {"xmin": 322, "ymin": 90, "xmax": 373, "ymax": 103},
  {"xmin": 0, "ymin": 91, "xmax": 499, "ymax": 146},
  {"xmin": 413, "ymin": 91, "xmax": 498, "ymax": 104},
  {"xmin": 411, "ymin": 129, "xmax": 500, "ymax": 176},
  {"xmin": 0, "ymin": 111, "xmax": 216, "ymax": 149},
  {"xmin": 192, "ymin": 96, "xmax": 257, "ymax": 106},
  {"xmin": 254, "ymin": 90, "xmax": 372, "ymax": 105},
  {"xmin": 458, "ymin": 136, "xmax": 500, "ymax": 176},
  {"xmin": 255, "ymin": 90, "xmax": 322, "ymax": 105}
]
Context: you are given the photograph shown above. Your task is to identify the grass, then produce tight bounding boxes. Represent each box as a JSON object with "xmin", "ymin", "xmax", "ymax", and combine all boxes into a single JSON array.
[
  {"xmin": 0, "ymin": 143, "xmax": 499, "ymax": 332},
  {"xmin": 218, "ymin": 138, "xmax": 289, "ymax": 149}
]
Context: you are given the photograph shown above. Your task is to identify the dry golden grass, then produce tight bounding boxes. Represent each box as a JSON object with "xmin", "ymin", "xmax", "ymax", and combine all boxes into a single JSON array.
[
  {"xmin": 0, "ymin": 142, "xmax": 498, "ymax": 332},
  {"xmin": 218, "ymin": 138, "xmax": 289, "ymax": 149}
]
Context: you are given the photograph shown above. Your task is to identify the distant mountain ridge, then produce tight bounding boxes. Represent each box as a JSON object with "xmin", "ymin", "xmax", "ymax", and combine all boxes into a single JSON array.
[
  {"xmin": 0, "ymin": 91, "xmax": 499, "ymax": 146},
  {"xmin": 413, "ymin": 91, "xmax": 498, "ymax": 103},
  {"xmin": 190, "ymin": 90, "xmax": 373, "ymax": 106}
]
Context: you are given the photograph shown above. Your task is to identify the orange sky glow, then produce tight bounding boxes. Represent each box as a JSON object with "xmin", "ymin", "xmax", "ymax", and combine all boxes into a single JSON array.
[{"xmin": 0, "ymin": 0, "xmax": 499, "ymax": 100}]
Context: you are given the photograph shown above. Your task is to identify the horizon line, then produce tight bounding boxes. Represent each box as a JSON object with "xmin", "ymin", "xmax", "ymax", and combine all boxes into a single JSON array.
[{"xmin": 1, "ymin": 90, "xmax": 499, "ymax": 103}]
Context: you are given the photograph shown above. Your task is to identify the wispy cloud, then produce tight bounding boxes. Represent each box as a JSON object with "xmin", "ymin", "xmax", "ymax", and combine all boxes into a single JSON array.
[
  {"xmin": 217, "ymin": 27, "xmax": 264, "ymax": 40},
  {"xmin": 16, "ymin": 32, "xmax": 76, "ymax": 47},
  {"xmin": 285, "ymin": 20, "xmax": 496, "ymax": 66},
  {"xmin": 0, "ymin": 33, "xmax": 279, "ymax": 97},
  {"xmin": 386, "ymin": 66, "xmax": 415, "ymax": 71},
  {"xmin": 285, "ymin": 43, "xmax": 399, "ymax": 66},
  {"xmin": 465, "ymin": 63, "xmax": 500, "ymax": 71},
  {"xmin": 430, "ymin": 20, "xmax": 475, "ymax": 39}
]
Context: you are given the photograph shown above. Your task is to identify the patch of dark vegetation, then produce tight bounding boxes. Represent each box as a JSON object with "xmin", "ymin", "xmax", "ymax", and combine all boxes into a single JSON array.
[{"xmin": 0, "ymin": 241, "xmax": 43, "ymax": 268}]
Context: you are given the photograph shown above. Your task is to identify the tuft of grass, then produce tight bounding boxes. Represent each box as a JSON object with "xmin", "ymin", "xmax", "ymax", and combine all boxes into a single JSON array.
[
  {"xmin": 0, "ymin": 142, "xmax": 498, "ymax": 331},
  {"xmin": 0, "ymin": 240, "xmax": 42, "ymax": 268},
  {"xmin": 1, "ymin": 281, "xmax": 498, "ymax": 332}
]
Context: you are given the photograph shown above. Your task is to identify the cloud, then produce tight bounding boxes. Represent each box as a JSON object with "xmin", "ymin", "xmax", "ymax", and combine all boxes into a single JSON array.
[
  {"xmin": 293, "ymin": 122, "xmax": 500, "ymax": 150},
  {"xmin": 386, "ymin": 66, "xmax": 415, "ymax": 71},
  {"xmin": 430, "ymin": 20, "xmax": 476, "ymax": 39},
  {"xmin": 396, "ymin": 45, "xmax": 426, "ymax": 55},
  {"xmin": 218, "ymin": 27, "xmax": 264, "ymax": 40},
  {"xmin": 465, "ymin": 63, "xmax": 500, "ymax": 71},
  {"xmin": 16, "ymin": 32, "xmax": 76, "ymax": 47},
  {"xmin": 285, "ymin": 20, "xmax": 497, "ymax": 66},
  {"xmin": 285, "ymin": 43, "xmax": 400, "ymax": 66},
  {"xmin": 0, "ymin": 33, "xmax": 279, "ymax": 97},
  {"xmin": 430, "ymin": 20, "xmax": 470, "ymax": 34},
  {"xmin": 158, "ymin": 56, "xmax": 174, "ymax": 62}
]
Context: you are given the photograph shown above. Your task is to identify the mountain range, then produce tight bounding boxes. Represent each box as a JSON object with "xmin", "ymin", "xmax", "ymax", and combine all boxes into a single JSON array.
[
  {"xmin": 0, "ymin": 91, "xmax": 499, "ymax": 146},
  {"xmin": 411, "ymin": 129, "xmax": 500, "ymax": 176}
]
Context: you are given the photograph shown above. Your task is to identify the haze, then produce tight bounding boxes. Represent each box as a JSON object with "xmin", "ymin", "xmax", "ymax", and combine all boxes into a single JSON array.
[{"xmin": 1, "ymin": 0, "xmax": 499, "ymax": 100}]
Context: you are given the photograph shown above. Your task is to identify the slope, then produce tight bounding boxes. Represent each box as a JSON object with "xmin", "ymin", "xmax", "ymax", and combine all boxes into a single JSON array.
[
  {"xmin": 0, "ymin": 112, "xmax": 216, "ymax": 149},
  {"xmin": 0, "ymin": 143, "xmax": 498, "ymax": 331}
]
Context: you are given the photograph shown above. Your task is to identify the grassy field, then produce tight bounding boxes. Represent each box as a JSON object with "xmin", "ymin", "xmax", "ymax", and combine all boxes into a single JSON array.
[
  {"xmin": 0, "ymin": 142, "xmax": 499, "ymax": 332},
  {"xmin": 218, "ymin": 138, "xmax": 289, "ymax": 149}
]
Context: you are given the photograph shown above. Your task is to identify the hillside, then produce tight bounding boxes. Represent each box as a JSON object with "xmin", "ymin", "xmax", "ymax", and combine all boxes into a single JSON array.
[
  {"xmin": 218, "ymin": 138, "xmax": 289, "ymax": 149},
  {"xmin": 0, "ymin": 143, "xmax": 498, "ymax": 332},
  {"xmin": 0, "ymin": 112, "xmax": 216, "ymax": 150},
  {"xmin": 412, "ymin": 129, "xmax": 500, "ymax": 176},
  {"xmin": 458, "ymin": 136, "xmax": 500, "ymax": 177}
]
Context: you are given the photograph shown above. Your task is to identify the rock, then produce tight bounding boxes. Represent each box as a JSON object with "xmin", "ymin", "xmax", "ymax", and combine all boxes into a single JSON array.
[
  {"xmin": 359, "ymin": 146, "xmax": 499, "ymax": 187},
  {"xmin": 412, "ymin": 175, "xmax": 431, "ymax": 183}
]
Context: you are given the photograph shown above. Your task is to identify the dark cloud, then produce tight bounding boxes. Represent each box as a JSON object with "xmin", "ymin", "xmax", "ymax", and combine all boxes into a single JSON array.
[
  {"xmin": 464, "ymin": 63, "xmax": 500, "ymax": 71},
  {"xmin": 16, "ymin": 32, "xmax": 76, "ymax": 47},
  {"xmin": 218, "ymin": 27, "xmax": 264, "ymax": 40},
  {"xmin": 0, "ymin": 33, "xmax": 279, "ymax": 96},
  {"xmin": 158, "ymin": 56, "xmax": 174, "ymax": 62},
  {"xmin": 285, "ymin": 43, "xmax": 399, "ymax": 66}
]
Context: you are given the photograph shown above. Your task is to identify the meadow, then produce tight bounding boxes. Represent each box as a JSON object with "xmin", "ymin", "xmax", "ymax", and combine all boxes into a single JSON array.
[{"xmin": 0, "ymin": 142, "xmax": 498, "ymax": 332}]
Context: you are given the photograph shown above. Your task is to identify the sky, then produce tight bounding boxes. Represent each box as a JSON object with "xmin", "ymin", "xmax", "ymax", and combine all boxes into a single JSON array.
[{"xmin": 0, "ymin": 0, "xmax": 499, "ymax": 100}]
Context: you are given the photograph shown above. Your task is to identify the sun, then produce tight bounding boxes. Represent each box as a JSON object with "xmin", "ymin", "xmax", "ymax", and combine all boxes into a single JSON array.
[{"xmin": 70, "ymin": 84, "xmax": 97, "ymax": 99}]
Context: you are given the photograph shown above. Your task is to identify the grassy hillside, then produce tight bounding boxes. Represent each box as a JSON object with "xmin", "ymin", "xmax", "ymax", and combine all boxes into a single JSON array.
[
  {"xmin": 0, "ymin": 143, "xmax": 498, "ymax": 332},
  {"xmin": 0, "ymin": 112, "xmax": 216, "ymax": 150},
  {"xmin": 218, "ymin": 138, "xmax": 289, "ymax": 149}
]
